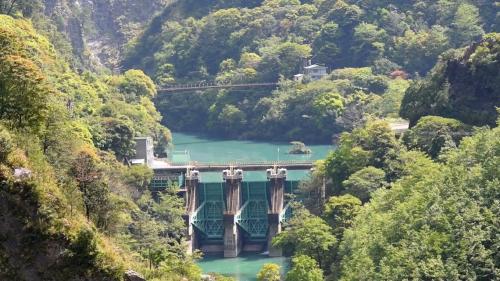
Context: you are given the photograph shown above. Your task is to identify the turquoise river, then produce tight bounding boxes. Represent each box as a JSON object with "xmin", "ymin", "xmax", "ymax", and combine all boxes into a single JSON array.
[{"xmin": 172, "ymin": 132, "xmax": 334, "ymax": 281}]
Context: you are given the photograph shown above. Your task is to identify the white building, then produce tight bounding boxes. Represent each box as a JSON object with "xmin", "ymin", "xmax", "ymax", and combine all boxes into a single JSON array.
[
  {"xmin": 304, "ymin": 64, "xmax": 328, "ymax": 81},
  {"xmin": 131, "ymin": 137, "xmax": 154, "ymax": 168},
  {"xmin": 293, "ymin": 73, "xmax": 304, "ymax": 82}
]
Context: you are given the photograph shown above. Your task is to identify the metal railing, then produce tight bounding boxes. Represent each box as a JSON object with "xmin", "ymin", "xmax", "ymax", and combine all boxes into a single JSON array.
[
  {"xmin": 158, "ymin": 82, "xmax": 278, "ymax": 93},
  {"xmin": 167, "ymin": 160, "xmax": 315, "ymax": 167}
]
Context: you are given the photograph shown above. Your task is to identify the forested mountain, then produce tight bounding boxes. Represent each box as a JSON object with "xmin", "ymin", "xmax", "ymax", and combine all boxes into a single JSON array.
[
  {"xmin": 123, "ymin": 0, "xmax": 498, "ymax": 142},
  {"xmin": 1, "ymin": 0, "xmax": 175, "ymax": 70}
]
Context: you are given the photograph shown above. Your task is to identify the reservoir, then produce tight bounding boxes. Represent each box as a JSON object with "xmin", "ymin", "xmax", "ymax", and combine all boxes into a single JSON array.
[
  {"xmin": 171, "ymin": 132, "xmax": 333, "ymax": 280},
  {"xmin": 171, "ymin": 132, "xmax": 333, "ymax": 182}
]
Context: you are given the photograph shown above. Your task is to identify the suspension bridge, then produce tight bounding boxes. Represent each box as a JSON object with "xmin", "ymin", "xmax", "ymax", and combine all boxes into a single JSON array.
[{"xmin": 158, "ymin": 81, "xmax": 278, "ymax": 93}]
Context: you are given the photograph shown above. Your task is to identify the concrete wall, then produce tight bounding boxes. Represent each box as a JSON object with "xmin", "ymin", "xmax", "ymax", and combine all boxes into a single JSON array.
[{"xmin": 133, "ymin": 137, "xmax": 154, "ymax": 167}]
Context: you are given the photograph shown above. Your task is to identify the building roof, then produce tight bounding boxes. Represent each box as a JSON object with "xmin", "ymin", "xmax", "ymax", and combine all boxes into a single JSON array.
[
  {"xmin": 304, "ymin": 64, "xmax": 326, "ymax": 70},
  {"xmin": 294, "ymin": 74, "xmax": 304, "ymax": 77}
]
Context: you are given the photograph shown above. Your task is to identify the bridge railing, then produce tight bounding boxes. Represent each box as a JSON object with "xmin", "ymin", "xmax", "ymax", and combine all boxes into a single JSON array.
[
  {"xmin": 158, "ymin": 82, "xmax": 278, "ymax": 92},
  {"xmin": 167, "ymin": 160, "xmax": 315, "ymax": 167}
]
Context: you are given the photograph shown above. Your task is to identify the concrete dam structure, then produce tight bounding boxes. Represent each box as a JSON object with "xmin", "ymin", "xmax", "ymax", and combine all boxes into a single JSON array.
[
  {"xmin": 147, "ymin": 159, "xmax": 314, "ymax": 257},
  {"xmin": 183, "ymin": 167, "xmax": 296, "ymax": 258}
]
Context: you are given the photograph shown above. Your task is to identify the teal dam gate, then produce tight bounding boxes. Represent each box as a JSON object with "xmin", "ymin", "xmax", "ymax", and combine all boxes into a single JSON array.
[{"xmin": 184, "ymin": 168, "xmax": 297, "ymax": 257}]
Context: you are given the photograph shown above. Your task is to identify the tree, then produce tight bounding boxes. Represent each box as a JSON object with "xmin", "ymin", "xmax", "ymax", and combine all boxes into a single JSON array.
[
  {"xmin": 352, "ymin": 23, "xmax": 387, "ymax": 65},
  {"xmin": 0, "ymin": 0, "xmax": 37, "ymax": 16},
  {"xmin": 213, "ymin": 104, "xmax": 247, "ymax": 135},
  {"xmin": 118, "ymin": 69, "xmax": 157, "ymax": 101},
  {"xmin": 153, "ymin": 126, "xmax": 172, "ymax": 158},
  {"xmin": 0, "ymin": 125, "xmax": 13, "ymax": 162},
  {"xmin": 391, "ymin": 26, "xmax": 450, "ymax": 75},
  {"xmin": 285, "ymin": 255, "xmax": 323, "ymax": 281},
  {"xmin": 98, "ymin": 118, "xmax": 136, "ymax": 160},
  {"xmin": 312, "ymin": 23, "xmax": 340, "ymax": 68},
  {"xmin": 342, "ymin": 166, "xmax": 386, "ymax": 202},
  {"xmin": 402, "ymin": 116, "xmax": 470, "ymax": 158},
  {"xmin": 323, "ymin": 194, "xmax": 361, "ymax": 238},
  {"xmin": 69, "ymin": 148, "xmax": 114, "ymax": 229},
  {"xmin": 326, "ymin": 0, "xmax": 362, "ymax": 28},
  {"xmin": 257, "ymin": 263, "xmax": 281, "ymax": 281},
  {"xmin": 125, "ymin": 165, "xmax": 154, "ymax": 192},
  {"xmin": 0, "ymin": 55, "xmax": 50, "ymax": 130},
  {"xmin": 313, "ymin": 92, "xmax": 344, "ymax": 119},
  {"xmin": 449, "ymin": 3, "xmax": 484, "ymax": 46},
  {"xmin": 325, "ymin": 120, "xmax": 398, "ymax": 195},
  {"xmin": 273, "ymin": 207, "xmax": 336, "ymax": 269},
  {"xmin": 338, "ymin": 125, "xmax": 500, "ymax": 280},
  {"xmin": 322, "ymin": 194, "xmax": 362, "ymax": 279},
  {"xmin": 260, "ymin": 41, "xmax": 311, "ymax": 79}
]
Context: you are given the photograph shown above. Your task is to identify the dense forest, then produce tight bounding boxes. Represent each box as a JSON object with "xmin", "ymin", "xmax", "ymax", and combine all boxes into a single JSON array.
[
  {"xmin": 124, "ymin": 0, "xmax": 498, "ymax": 142},
  {"xmin": 0, "ymin": 0, "xmax": 499, "ymax": 281},
  {"xmin": 0, "ymin": 7, "xmax": 198, "ymax": 281}
]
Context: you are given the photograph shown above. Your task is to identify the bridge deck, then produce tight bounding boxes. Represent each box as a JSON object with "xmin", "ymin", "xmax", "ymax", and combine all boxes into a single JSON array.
[{"xmin": 153, "ymin": 160, "xmax": 315, "ymax": 172}]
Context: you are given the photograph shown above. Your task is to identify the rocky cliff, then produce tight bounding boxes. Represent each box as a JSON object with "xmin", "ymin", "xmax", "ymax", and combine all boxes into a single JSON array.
[{"xmin": 39, "ymin": 0, "xmax": 175, "ymax": 70}]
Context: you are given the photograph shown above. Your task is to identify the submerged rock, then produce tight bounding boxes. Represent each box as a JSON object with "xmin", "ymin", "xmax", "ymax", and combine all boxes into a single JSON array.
[{"xmin": 288, "ymin": 141, "xmax": 312, "ymax": 154}]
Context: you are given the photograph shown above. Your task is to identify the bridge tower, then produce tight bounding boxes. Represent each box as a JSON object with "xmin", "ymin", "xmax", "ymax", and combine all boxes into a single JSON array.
[
  {"xmin": 222, "ymin": 168, "xmax": 243, "ymax": 258},
  {"xmin": 267, "ymin": 167, "xmax": 287, "ymax": 257},
  {"xmin": 185, "ymin": 169, "xmax": 200, "ymax": 254}
]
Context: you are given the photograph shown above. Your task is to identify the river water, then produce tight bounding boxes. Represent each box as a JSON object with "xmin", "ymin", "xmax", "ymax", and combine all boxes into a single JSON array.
[{"xmin": 171, "ymin": 132, "xmax": 334, "ymax": 280}]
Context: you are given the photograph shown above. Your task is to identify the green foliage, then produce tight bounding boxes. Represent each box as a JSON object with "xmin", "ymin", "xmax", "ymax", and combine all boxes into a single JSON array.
[
  {"xmin": 98, "ymin": 118, "xmax": 136, "ymax": 160},
  {"xmin": 273, "ymin": 206, "xmax": 336, "ymax": 269},
  {"xmin": 125, "ymin": 165, "xmax": 154, "ymax": 192},
  {"xmin": 0, "ymin": 15, "xmax": 195, "ymax": 281},
  {"xmin": 343, "ymin": 167, "xmax": 386, "ymax": 202},
  {"xmin": 338, "ymin": 125, "xmax": 500, "ymax": 280},
  {"xmin": 285, "ymin": 255, "xmax": 323, "ymax": 281},
  {"xmin": 257, "ymin": 263, "xmax": 281, "ymax": 281},
  {"xmin": 0, "ymin": 54, "xmax": 50, "ymax": 131},
  {"xmin": 0, "ymin": 0, "xmax": 39, "ymax": 16},
  {"xmin": 403, "ymin": 116, "xmax": 471, "ymax": 158},
  {"xmin": 449, "ymin": 3, "xmax": 484, "ymax": 46},
  {"xmin": 391, "ymin": 26, "xmax": 450, "ymax": 75},
  {"xmin": 0, "ymin": 126, "xmax": 13, "ymax": 162},
  {"xmin": 322, "ymin": 194, "xmax": 361, "ymax": 238},
  {"xmin": 325, "ymin": 119, "xmax": 399, "ymax": 195},
  {"xmin": 118, "ymin": 69, "xmax": 157, "ymax": 101},
  {"xmin": 313, "ymin": 23, "xmax": 340, "ymax": 67}
]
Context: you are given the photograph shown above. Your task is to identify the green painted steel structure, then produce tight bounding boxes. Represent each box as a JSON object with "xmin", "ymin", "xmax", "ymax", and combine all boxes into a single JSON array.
[
  {"xmin": 237, "ymin": 182, "xmax": 269, "ymax": 239},
  {"xmin": 191, "ymin": 180, "xmax": 298, "ymax": 241},
  {"xmin": 193, "ymin": 183, "xmax": 225, "ymax": 239}
]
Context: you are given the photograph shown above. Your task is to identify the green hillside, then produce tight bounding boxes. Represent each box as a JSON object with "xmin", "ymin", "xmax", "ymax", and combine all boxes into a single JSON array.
[
  {"xmin": 124, "ymin": 0, "xmax": 498, "ymax": 142},
  {"xmin": 0, "ymin": 15, "xmax": 199, "ymax": 281}
]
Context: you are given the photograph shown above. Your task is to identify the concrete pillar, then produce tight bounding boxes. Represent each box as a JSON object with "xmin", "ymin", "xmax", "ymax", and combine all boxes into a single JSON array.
[
  {"xmin": 267, "ymin": 167, "xmax": 286, "ymax": 257},
  {"xmin": 222, "ymin": 168, "xmax": 243, "ymax": 258},
  {"xmin": 185, "ymin": 170, "xmax": 200, "ymax": 254}
]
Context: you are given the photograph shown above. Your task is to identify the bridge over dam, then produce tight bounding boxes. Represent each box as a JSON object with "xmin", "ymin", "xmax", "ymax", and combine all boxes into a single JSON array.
[{"xmin": 150, "ymin": 160, "xmax": 315, "ymax": 258}]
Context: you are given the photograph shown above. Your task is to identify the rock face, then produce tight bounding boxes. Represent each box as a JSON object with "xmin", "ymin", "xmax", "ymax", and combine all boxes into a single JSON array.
[
  {"xmin": 40, "ymin": 0, "xmax": 172, "ymax": 69},
  {"xmin": 400, "ymin": 34, "xmax": 500, "ymax": 127},
  {"xmin": 124, "ymin": 270, "xmax": 146, "ymax": 281}
]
